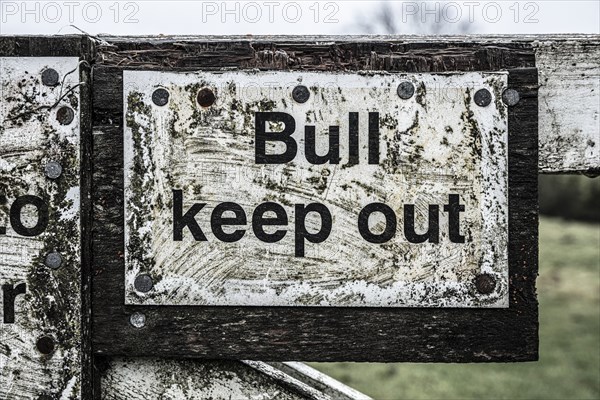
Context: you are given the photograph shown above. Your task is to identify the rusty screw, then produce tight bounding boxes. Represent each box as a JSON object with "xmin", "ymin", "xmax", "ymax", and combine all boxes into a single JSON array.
[
  {"xmin": 56, "ymin": 106, "xmax": 74, "ymax": 125},
  {"xmin": 152, "ymin": 88, "xmax": 170, "ymax": 106},
  {"xmin": 397, "ymin": 81, "xmax": 415, "ymax": 99},
  {"xmin": 502, "ymin": 89, "xmax": 520, "ymax": 106},
  {"xmin": 475, "ymin": 273, "xmax": 496, "ymax": 294},
  {"xmin": 292, "ymin": 85, "xmax": 310, "ymax": 103},
  {"xmin": 130, "ymin": 312, "xmax": 146, "ymax": 329},
  {"xmin": 474, "ymin": 89, "xmax": 492, "ymax": 107},
  {"xmin": 44, "ymin": 252, "xmax": 63, "ymax": 270},
  {"xmin": 134, "ymin": 274, "xmax": 153, "ymax": 293},
  {"xmin": 45, "ymin": 161, "xmax": 63, "ymax": 180},
  {"xmin": 197, "ymin": 88, "xmax": 216, "ymax": 107},
  {"xmin": 36, "ymin": 336, "xmax": 55, "ymax": 355},
  {"xmin": 41, "ymin": 68, "xmax": 60, "ymax": 87}
]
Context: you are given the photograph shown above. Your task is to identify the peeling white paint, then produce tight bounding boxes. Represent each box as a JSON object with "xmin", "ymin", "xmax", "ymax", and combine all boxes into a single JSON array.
[
  {"xmin": 535, "ymin": 40, "xmax": 600, "ymax": 173},
  {"xmin": 0, "ymin": 57, "xmax": 81, "ymax": 399},
  {"xmin": 124, "ymin": 71, "xmax": 509, "ymax": 308}
]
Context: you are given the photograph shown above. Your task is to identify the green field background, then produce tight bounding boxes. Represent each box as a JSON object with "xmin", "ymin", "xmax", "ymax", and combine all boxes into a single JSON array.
[{"xmin": 312, "ymin": 177, "xmax": 600, "ymax": 400}]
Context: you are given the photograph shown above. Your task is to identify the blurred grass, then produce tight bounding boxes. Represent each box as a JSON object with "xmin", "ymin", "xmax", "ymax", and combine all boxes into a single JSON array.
[{"xmin": 311, "ymin": 216, "xmax": 600, "ymax": 399}]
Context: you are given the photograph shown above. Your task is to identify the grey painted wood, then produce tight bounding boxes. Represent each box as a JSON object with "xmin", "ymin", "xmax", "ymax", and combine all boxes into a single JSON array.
[{"xmin": 267, "ymin": 362, "xmax": 372, "ymax": 400}]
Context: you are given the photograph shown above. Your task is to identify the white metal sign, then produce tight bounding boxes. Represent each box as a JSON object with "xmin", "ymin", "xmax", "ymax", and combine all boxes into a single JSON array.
[
  {"xmin": 0, "ymin": 58, "xmax": 81, "ymax": 398},
  {"xmin": 123, "ymin": 71, "xmax": 508, "ymax": 308}
]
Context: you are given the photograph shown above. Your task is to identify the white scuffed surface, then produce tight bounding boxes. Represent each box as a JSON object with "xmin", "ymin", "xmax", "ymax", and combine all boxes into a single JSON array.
[
  {"xmin": 0, "ymin": 57, "xmax": 81, "ymax": 399},
  {"xmin": 101, "ymin": 358, "xmax": 323, "ymax": 400},
  {"xmin": 124, "ymin": 71, "xmax": 509, "ymax": 308},
  {"xmin": 536, "ymin": 39, "xmax": 600, "ymax": 173}
]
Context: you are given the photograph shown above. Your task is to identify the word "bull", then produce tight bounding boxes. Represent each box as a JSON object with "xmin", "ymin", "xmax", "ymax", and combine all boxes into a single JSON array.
[{"xmin": 255, "ymin": 112, "xmax": 380, "ymax": 165}]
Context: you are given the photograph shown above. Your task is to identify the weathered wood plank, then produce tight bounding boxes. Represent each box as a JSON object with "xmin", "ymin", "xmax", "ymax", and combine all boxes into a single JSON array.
[
  {"xmin": 534, "ymin": 39, "xmax": 599, "ymax": 174},
  {"xmin": 267, "ymin": 362, "xmax": 371, "ymax": 400},
  {"xmin": 98, "ymin": 358, "xmax": 355, "ymax": 400},
  {"xmin": 95, "ymin": 34, "xmax": 599, "ymax": 174}
]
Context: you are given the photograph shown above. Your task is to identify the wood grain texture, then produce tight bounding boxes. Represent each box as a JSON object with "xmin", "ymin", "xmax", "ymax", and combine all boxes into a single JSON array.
[
  {"xmin": 91, "ymin": 37, "xmax": 538, "ymax": 363},
  {"xmin": 267, "ymin": 362, "xmax": 371, "ymax": 400},
  {"xmin": 534, "ymin": 39, "xmax": 599, "ymax": 174},
  {"xmin": 98, "ymin": 358, "xmax": 334, "ymax": 400}
]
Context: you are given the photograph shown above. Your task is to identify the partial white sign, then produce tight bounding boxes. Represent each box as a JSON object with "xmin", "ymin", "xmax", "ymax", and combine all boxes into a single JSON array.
[{"xmin": 0, "ymin": 57, "xmax": 81, "ymax": 399}]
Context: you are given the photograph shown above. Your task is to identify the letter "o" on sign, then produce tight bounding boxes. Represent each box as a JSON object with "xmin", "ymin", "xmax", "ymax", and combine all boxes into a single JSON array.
[{"xmin": 10, "ymin": 195, "xmax": 49, "ymax": 237}]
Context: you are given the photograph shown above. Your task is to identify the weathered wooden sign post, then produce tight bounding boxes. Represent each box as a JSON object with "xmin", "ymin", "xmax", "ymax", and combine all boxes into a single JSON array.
[{"xmin": 1, "ymin": 34, "xmax": 598, "ymax": 399}]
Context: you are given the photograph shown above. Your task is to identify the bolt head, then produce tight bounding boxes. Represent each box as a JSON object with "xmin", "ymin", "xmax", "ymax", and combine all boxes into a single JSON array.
[
  {"xmin": 292, "ymin": 85, "xmax": 310, "ymax": 103},
  {"xmin": 152, "ymin": 88, "xmax": 170, "ymax": 106},
  {"xmin": 502, "ymin": 89, "xmax": 520, "ymax": 106},
  {"xmin": 45, "ymin": 161, "xmax": 63, "ymax": 180},
  {"xmin": 56, "ymin": 106, "xmax": 75, "ymax": 125},
  {"xmin": 197, "ymin": 88, "xmax": 216, "ymax": 107},
  {"xmin": 41, "ymin": 68, "xmax": 60, "ymax": 87},
  {"xmin": 134, "ymin": 274, "xmax": 153, "ymax": 293},
  {"xmin": 36, "ymin": 336, "xmax": 55, "ymax": 355},
  {"xmin": 475, "ymin": 273, "xmax": 496, "ymax": 294},
  {"xmin": 474, "ymin": 89, "xmax": 492, "ymax": 107},
  {"xmin": 44, "ymin": 252, "xmax": 63, "ymax": 270},
  {"xmin": 397, "ymin": 81, "xmax": 415, "ymax": 99},
  {"xmin": 130, "ymin": 312, "xmax": 146, "ymax": 329}
]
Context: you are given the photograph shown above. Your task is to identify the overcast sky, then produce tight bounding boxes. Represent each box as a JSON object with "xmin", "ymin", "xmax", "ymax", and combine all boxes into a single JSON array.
[{"xmin": 0, "ymin": 1, "xmax": 598, "ymax": 36}]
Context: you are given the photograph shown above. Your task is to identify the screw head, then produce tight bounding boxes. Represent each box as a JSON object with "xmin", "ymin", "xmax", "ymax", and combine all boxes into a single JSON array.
[
  {"xmin": 197, "ymin": 88, "xmax": 216, "ymax": 107},
  {"xmin": 56, "ymin": 106, "xmax": 74, "ymax": 125},
  {"xmin": 41, "ymin": 68, "xmax": 60, "ymax": 87},
  {"xmin": 152, "ymin": 88, "xmax": 170, "ymax": 106},
  {"xmin": 44, "ymin": 252, "xmax": 63, "ymax": 270},
  {"xmin": 397, "ymin": 81, "xmax": 415, "ymax": 99},
  {"xmin": 134, "ymin": 274, "xmax": 153, "ymax": 293},
  {"xmin": 36, "ymin": 336, "xmax": 55, "ymax": 355},
  {"xmin": 45, "ymin": 161, "xmax": 63, "ymax": 180},
  {"xmin": 130, "ymin": 312, "xmax": 146, "ymax": 329},
  {"xmin": 474, "ymin": 89, "xmax": 492, "ymax": 107},
  {"xmin": 475, "ymin": 273, "xmax": 496, "ymax": 294},
  {"xmin": 502, "ymin": 89, "xmax": 520, "ymax": 106},
  {"xmin": 292, "ymin": 85, "xmax": 310, "ymax": 103}
]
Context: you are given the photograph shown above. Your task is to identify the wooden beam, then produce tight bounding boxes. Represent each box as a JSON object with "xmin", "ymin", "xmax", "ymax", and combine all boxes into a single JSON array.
[
  {"xmin": 97, "ymin": 358, "xmax": 368, "ymax": 399},
  {"xmin": 95, "ymin": 34, "xmax": 600, "ymax": 174},
  {"xmin": 534, "ymin": 39, "xmax": 599, "ymax": 174}
]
